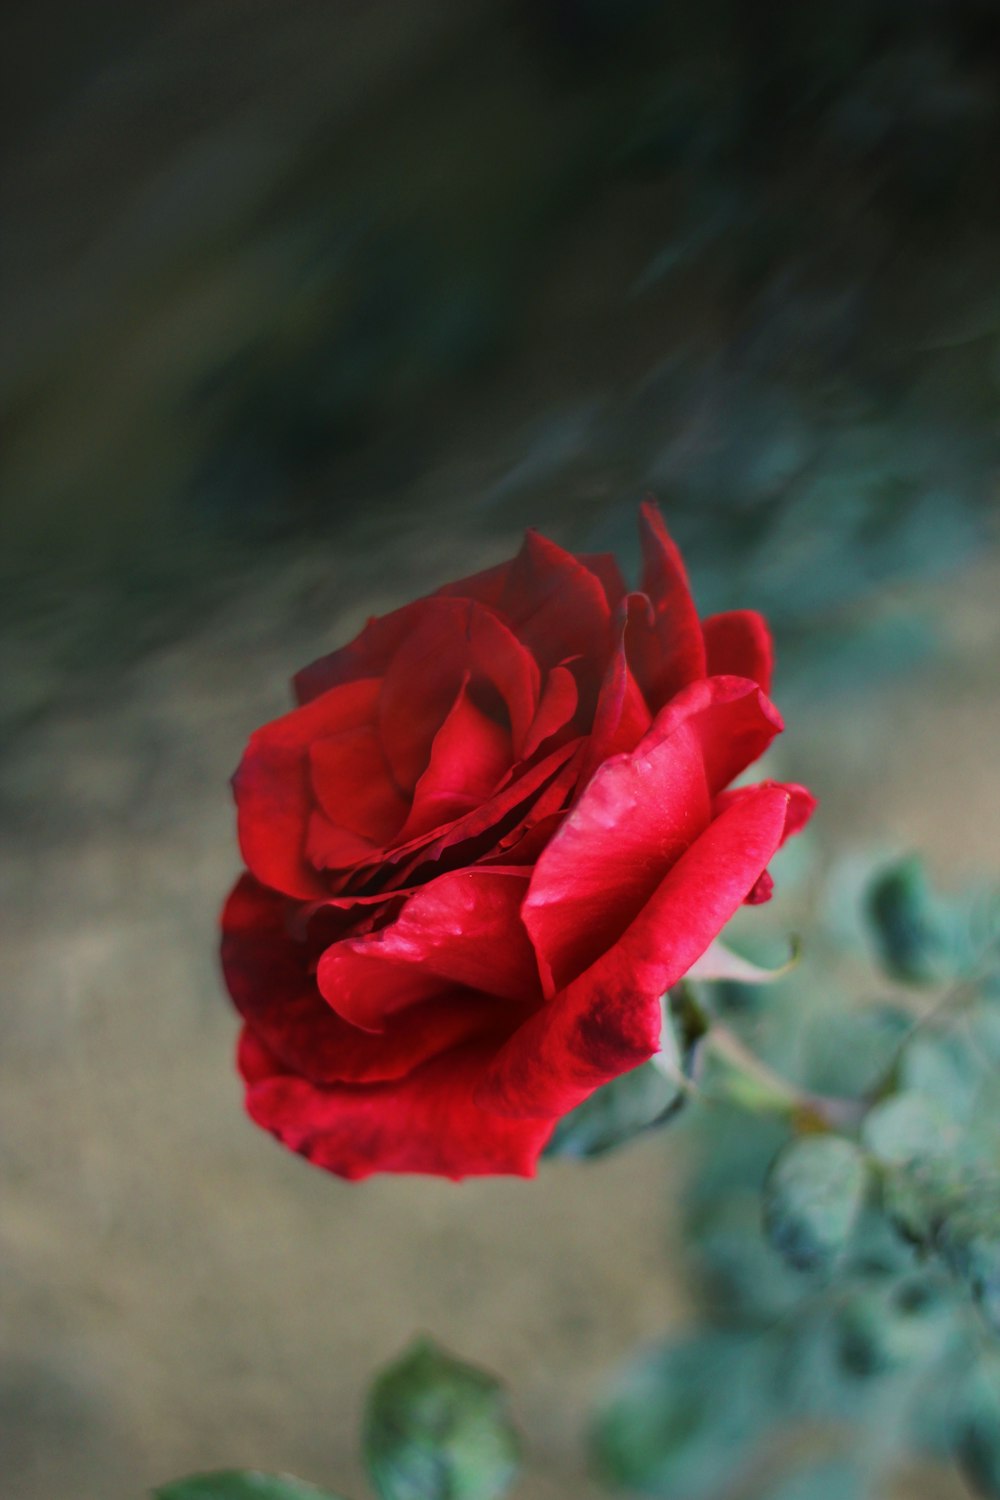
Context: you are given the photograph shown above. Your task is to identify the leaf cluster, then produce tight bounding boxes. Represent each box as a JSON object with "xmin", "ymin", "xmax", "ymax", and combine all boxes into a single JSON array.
[{"xmin": 592, "ymin": 858, "xmax": 1000, "ymax": 1498}]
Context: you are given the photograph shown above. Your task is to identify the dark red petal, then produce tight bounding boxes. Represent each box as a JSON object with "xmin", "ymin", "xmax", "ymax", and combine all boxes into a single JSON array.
[
  {"xmin": 578, "ymin": 604, "xmax": 653, "ymax": 786},
  {"xmin": 293, "ymin": 605, "xmax": 420, "ymax": 705},
  {"xmin": 493, "ymin": 530, "xmax": 612, "ymax": 673},
  {"xmin": 317, "ymin": 868, "xmax": 541, "ymax": 1030},
  {"xmin": 481, "ymin": 784, "xmax": 793, "ymax": 1121},
  {"xmin": 745, "ymin": 870, "xmax": 775, "ymax": 905},
  {"xmin": 703, "ymin": 610, "xmax": 774, "ymax": 693},
  {"xmin": 222, "ymin": 877, "xmax": 499, "ymax": 1084},
  {"xmin": 401, "ymin": 676, "xmax": 514, "ymax": 841},
  {"xmin": 433, "ymin": 558, "xmax": 515, "ymax": 613},
  {"xmin": 522, "ymin": 666, "xmax": 579, "ymax": 759},
  {"xmin": 305, "ymin": 811, "xmax": 381, "ymax": 872},
  {"xmin": 233, "ymin": 677, "xmax": 381, "ymax": 899},
  {"xmin": 374, "ymin": 737, "xmax": 580, "ymax": 888},
  {"xmin": 578, "ymin": 552, "xmax": 628, "ymax": 611},
  {"xmin": 378, "ymin": 598, "xmax": 540, "ymax": 791},
  {"xmin": 239, "ymin": 1031, "xmax": 556, "ymax": 1180},
  {"xmin": 310, "ymin": 726, "xmax": 409, "ymax": 843},
  {"xmin": 628, "ymin": 501, "xmax": 707, "ymax": 708}
]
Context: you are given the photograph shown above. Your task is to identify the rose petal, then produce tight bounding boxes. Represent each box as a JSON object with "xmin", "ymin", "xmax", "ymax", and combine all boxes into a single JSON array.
[
  {"xmin": 626, "ymin": 501, "xmax": 707, "ymax": 709},
  {"xmin": 643, "ymin": 676, "xmax": 784, "ymax": 794},
  {"xmin": 525, "ymin": 677, "xmax": 785, "ymax": 995},
  {"xmin": 494, "ymin": 530, "xmax": 613, "ymax": 672},
  {"xmin": 378, "ymin": 598, "xmax": 540, "ymax": 791},
  {"xmin": 714, "ymin": 780, "xmax": 817, "ymax": 841},
  {"xmin": 309, "ymin": 726, "xmax": 409, "ymax": 843},
  {"xmin": 703, "ymin": 610, "xmax": 774, "ymax": 692},
  {"xmin": 401, "ymin": 675, "xmax": 514, "ymax": 840},
  {"xmin": 521, "ymin": 665, "xmax": 579, "ymax": 760},
  {"xmin": 714, "ymin": 780, "xmax": 817, "ymax": 904},
  {"xmin": 239, "ymin": 1031, "xmax": 555, "ymax": 1180},
  {"xmin": 233, "ymin": 677, "xmax": 381, "ymax": 898},
  {"xmin": 578, "ymin": 604, "xmax": 653, "ymax": 786},
  {"xmin": 372, "ymin": 738, "xmax": 581, "ymax": 889},
  {"xmin": 579, "ymin": 552, "xmax": 628, "ymax": 611},
  {"xmin": 293, "ymin": 605, "xmax": 420, "ymax": 705},
  {"xmin": 480, "ymin": 783, "xmax": 793, "ymax": 1120},
  {"xmin": 222, "ymin": 876, "xmax": 501, "ymax": 1084},
  {"xmin": 317, "ymin": 867, "xmax": 541, "ymax": 1030}
]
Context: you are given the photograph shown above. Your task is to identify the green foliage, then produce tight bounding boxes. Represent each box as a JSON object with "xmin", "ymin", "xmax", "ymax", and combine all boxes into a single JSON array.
[
  {"xmin": 866, "ymin": 857, "xmax": 953, "ymax": 985},
  {"xmin": 957, "ymin": 1359, "xmax": 1000, "ymax": 1499},
  {"xmin": 594, "ymin": 856, "xmax": 1000, "ymax": 1498},
  {"xmin": 592, "ymin": 1333, "xmax": 772, "ymax": 1498},
  {"xmin": 362, "ymin": 1338, "xmax": 521, "ymax": 1500},
  {"xmin": 763, "ymin": 1136, "xmax": 869, "ymax": 1272},
  {"xmin": 155, "ymin": 1477, "xmax": 343, "ymax": 1500}
]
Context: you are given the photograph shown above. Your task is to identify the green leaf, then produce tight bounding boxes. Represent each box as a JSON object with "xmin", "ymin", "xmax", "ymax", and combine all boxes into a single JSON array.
[
  {"xmin": 835, "ymin": 1277, "xmax": 954, "ymax": 1378},
  {"xmin": 154, "ymin": 1475, "xmax": 343, "ymax": 1500},
  {"xmin": 802, "ymin": 1003, "xmax": 911, "ymax": 1100},
  {"xmin": 861, "ymin": 1092, "xmax": 957, "ymax": 1166},
  {"xmin": 763, "ymin": 1136, "xmax": 868, "ymax": 1272},
  {"xmin": 363, "ymin": 1338, "xmax": 520, "ymax": 1500},
  {"xmin": 543, "ymin": 1060, "xmax": 683, "ymax": 1159},
  {"xmin": 937, "ymin": 1187, "xmax": 1000, "ymax": 1333},
  {"xmin": 866, "ymin": 857, "xmax": 952, "ymax": 985},
  {"xmin": 592, "ymin": 1333, "xmax": 770, "ymax": 1498},
  {"xmin": 955, "ymin": 1356, "xmax": 1000, "ymax": 1498}
]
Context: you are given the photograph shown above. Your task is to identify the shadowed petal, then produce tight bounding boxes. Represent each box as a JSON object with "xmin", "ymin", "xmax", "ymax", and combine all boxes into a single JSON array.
[
  {"xmin": 401, "ymin": 676, "xmax": 514, "ymax": 840},
  {"xmin": 378, "ymin": 598, "xmax": 540, "ymax": 791},
  {"xmin": 703, "ymin": 610, "xmax": 774, "ymax": 692},
  {"xmin": 222, "ymin": 876, "xmax": 503, "ymax": 1084},
  {"xmin": 233, "ymin": 677, "xmax": 381, "ymax": 898},
  {"xmin": 627, "ymin": 501, "xmax": 707, "ymax": 708},
  {"xmin": 317, "ymin": 868, "xmax": 541, "ymax": 1030}
]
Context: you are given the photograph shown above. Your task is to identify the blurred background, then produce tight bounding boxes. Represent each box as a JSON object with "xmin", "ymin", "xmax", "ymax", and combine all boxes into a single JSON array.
[{"xmin": 2, "ymin": 2, "xmax": 999, "ymax": 1497}]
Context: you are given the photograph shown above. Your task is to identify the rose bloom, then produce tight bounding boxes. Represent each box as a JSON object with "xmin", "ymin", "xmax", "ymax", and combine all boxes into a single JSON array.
[{"xmin": 221, "ymin": 503, "xmax": 814, "ymax": 1180}]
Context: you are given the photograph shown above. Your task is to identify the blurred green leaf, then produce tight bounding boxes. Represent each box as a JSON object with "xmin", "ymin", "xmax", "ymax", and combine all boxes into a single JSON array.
[
  {"xmin": 866, "ymin": 858, "xmax": 954, "ymax": 985},
  {"xmin": 802, "ymin": 1003, "xmax": 911, "ymax": 1099},
  {"xmin": 937, "ymin": 1187, "xmax": 1000, "ymax": 1333},
  {"xmin": 835, "ymin": 1277, "xmax": 954, "ymax": 1378},
  {"xmin": 763, "ymin": 1136, "xmax": 868, "ymax": 1272},
  {"xmin": 154, "ymin": 1476, "xmax": 343, "ymax": 1500},
  {"xmin": 899, "ymin": 1033, "xmax": 978, "ymax": 1125},
  {"xmin": 363, "ymin": 1338, "xmax": 520, "ymax": 1500},
  {"xmin": 861, "ymin": 1092, "xmax": 956, "ymax": 1166},
  {"xmin": 592, "ymin": 1333, "xmax": 770, "ymax": 1497},
  {"xmin": 955, "ymin": 1356, "xmax": 1000, "ymax": 1498}
]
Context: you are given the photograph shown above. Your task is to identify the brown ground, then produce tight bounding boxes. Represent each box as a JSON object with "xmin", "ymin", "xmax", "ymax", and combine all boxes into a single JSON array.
[{"xmin": 2, "ymin": 502, "xmax": 997, "ymax": 1500}]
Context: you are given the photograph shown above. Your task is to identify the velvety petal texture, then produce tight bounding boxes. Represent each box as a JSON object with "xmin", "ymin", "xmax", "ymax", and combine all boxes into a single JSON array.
[{"xmin": 222, "ymin": 505, "xmax": 815, "ymax": 1180}]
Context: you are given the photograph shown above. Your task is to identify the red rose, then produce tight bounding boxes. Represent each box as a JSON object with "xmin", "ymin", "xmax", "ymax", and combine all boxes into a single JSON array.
[{"xmin": 221, "ymin": 503, "xmax": 814, "ymax": 1180}]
